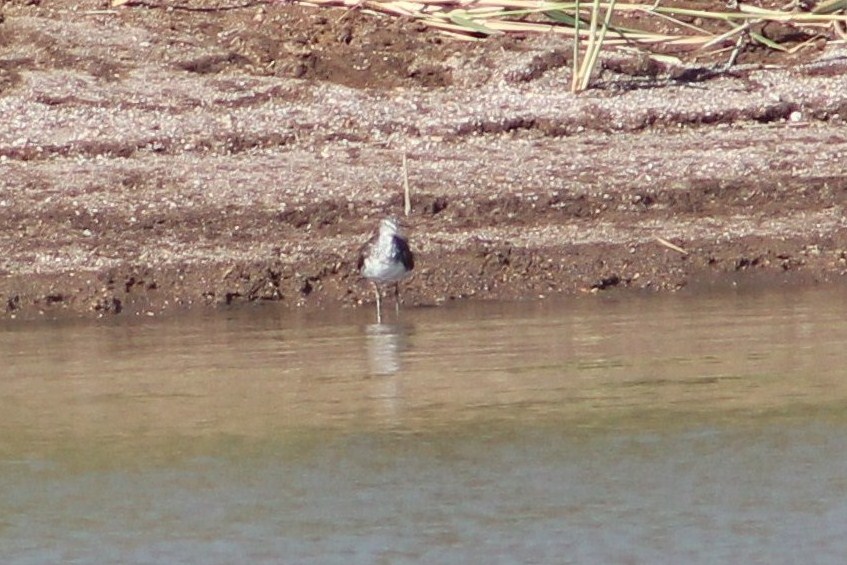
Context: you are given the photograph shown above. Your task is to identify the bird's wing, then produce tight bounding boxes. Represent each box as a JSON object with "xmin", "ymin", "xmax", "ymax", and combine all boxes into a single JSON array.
[{"xmin": 393, "ymin": 235, "xmax": 414, "ymax": 271}]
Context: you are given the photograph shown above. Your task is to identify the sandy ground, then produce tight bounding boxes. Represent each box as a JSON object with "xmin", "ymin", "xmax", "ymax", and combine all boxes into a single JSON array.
[{"xmin": 2, "ymin": 1, "xmax": 847, "ymax": 320}]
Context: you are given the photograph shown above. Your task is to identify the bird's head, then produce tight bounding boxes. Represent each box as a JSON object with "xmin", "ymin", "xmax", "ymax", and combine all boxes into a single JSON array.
[{"xmin": 379, "ymin": 217, "xmax": 402, "ymax": 236}]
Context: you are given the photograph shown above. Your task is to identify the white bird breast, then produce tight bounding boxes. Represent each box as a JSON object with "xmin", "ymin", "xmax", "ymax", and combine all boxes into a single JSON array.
[{"xmin": 362, "ymin": 255, "xmax": 410, "ymax": 283}]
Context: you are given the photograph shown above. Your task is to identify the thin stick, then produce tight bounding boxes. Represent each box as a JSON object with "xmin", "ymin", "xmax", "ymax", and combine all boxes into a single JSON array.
[
  {"xmin": 577, "ymin": 0, "xmax": 602, "ymax": 84},
  {"xmin": 654, "ymin": 236, "xmax": 689, "ymax": 255},
  {"xmin": 403, "ymin": 153, "xmax": 411, "ymax": 216},
  {"xmin": 723, "ymin": 32, "xmax": 746, "ymax": 70},
  {"xmin": 702, "ymin": 21, "xmax": 751, "ymax": 50},
  {"xmin": 571, "ymin": 0, "xmax": 581, "ymax": 92},
  {"xmin": 580, "ymin": 0, "xmax": 617, "ymax": 90}
]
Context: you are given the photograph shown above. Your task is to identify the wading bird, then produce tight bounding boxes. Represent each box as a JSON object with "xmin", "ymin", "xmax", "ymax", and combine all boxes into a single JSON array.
[{"xmin": 358, "ymin": 217, "xmax": 414, "ymax": 324}]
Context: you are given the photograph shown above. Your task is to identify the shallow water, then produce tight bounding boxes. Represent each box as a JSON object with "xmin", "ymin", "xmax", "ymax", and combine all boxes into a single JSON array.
[{"xmin": 3, "ymin": 288, "xmax": 847, "ymax": 563}]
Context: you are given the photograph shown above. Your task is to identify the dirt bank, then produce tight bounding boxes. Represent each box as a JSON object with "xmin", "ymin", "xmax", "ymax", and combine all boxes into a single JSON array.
[{"xmin": 2, "ymin": 1, "xmax": 847, "ymax": 320}]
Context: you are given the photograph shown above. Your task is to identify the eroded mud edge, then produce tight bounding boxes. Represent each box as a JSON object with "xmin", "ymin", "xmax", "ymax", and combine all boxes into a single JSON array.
[{"xmin": 3, "ymin": 231, "xmax": 847, "ymax": 321}]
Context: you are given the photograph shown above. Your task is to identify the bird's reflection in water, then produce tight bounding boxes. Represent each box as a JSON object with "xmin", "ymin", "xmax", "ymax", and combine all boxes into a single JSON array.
[
  {"xmin": 365, "ymin": 322, "xmax": 412, "ymax": 377},
  {"xmin": 365, "ymin": 323, "xmax": 413, "ymax": 426}
]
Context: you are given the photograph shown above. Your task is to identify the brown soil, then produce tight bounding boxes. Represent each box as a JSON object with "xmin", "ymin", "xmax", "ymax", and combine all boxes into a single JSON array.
[{"xmin": 2, "ymin": 0, "xmax": 847, "ymax": 321}]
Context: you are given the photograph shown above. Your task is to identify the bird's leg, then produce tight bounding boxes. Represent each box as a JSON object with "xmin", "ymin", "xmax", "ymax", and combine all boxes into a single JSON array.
[
  {"xmin": 373, "ymin": 282, "xmax": 382, "ymax": 324},
  {"xmin": 394, "ymin": 282, "xmax": 401, "ymax": 316}
]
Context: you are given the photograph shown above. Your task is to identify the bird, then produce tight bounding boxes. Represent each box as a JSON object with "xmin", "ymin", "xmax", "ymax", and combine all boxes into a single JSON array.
[{"xmin": 358, "ymin": 217, "xmax": 415, "ymax": 324}]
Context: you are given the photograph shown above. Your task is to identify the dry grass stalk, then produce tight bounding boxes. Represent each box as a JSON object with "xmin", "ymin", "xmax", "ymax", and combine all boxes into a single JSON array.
[
  {"xmin": 654, "ymin": 236, "xmax": 689, "ymax": 255},
  {"xmin": 299, "ymin": 0, "xmax": 847, "ymax": 89},
  {"xmin": 402, "ymin": 153, "xmax": 412, "ymax": 217}
]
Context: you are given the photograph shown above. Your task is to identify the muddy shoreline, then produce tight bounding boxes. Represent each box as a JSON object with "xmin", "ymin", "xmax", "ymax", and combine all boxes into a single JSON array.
[{"xmin": 2, "ymin": 1, "xmax": 847, "ymax": 321}]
